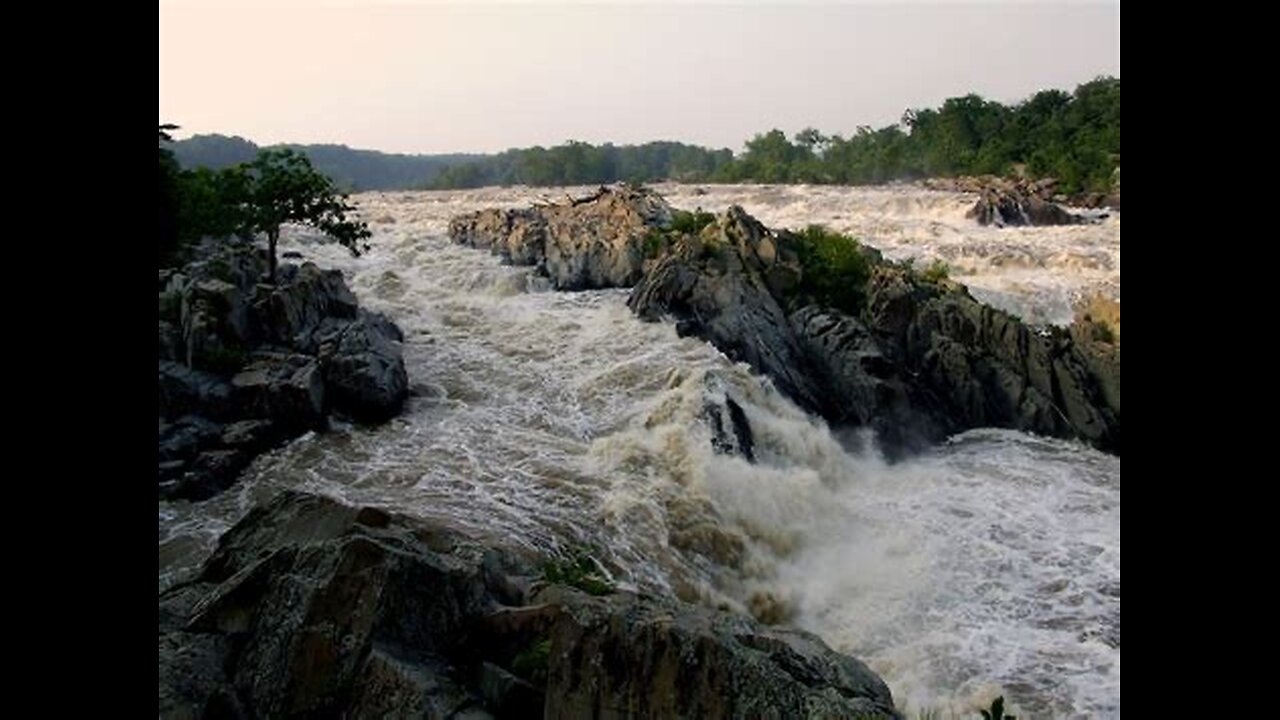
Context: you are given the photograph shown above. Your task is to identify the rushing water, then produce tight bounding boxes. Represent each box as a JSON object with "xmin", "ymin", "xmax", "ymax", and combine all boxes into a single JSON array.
[{"xmin": 158, "ymin": 184, "xmax": 1120, "ymax": 718}]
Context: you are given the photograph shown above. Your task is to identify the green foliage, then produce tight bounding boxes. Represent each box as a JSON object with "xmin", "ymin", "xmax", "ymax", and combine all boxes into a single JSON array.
[
  {"xmin": 1090, "ymin": 321, "xmax": 1116, "ymax": 344},
  {"xmin": 511, "ymin": 639, "xmax": 551, "ymax": 684},
  {"xmin": 176, "ymin": 167, "xmax": 248, "ymax": 243},
  {"xmin": 541, "ymin": 549, "xmax": 615, "ymax": 596},
  {"xmin": 428, "ymin": 140, "xmax": 736, "ymax": 189},
  {"xmin": 642, "ymin": 229, "xmax": 667, "ymax": 259},
  {"xmin": 793, "ymin": 225, "xmax": 872, "ymax": 315},
  {"xmin": 640, "ymin": 209, "xmax": 717, "ymax": 259},
  {"xmin": 669, "ymin": 209, "xmax": 717, "ymax": 235},
  {"xmin": 980, "ymin": 696, "xmax": 1015, "ymax": 720},
  {"xmin": 167, "ymin": 78, "xmax": 1115, "ymax": 195},
  {"xmin": 427, "ymin": 78, "xmax": 1117, "ymax": 194},
  {"xmin": 236, "ymin": 149, "xmax": 372, "ymax": 279},
  {"xmin": 159, "ymin": 125, "xmax": 183, "ymax": 268},
  {"xmin": 162, "ymin": 145, "xmax": 373, "ymax": 279},
  {"xmin": 921, "ymin": 259, "xmax": 951, "ymax": 283}
]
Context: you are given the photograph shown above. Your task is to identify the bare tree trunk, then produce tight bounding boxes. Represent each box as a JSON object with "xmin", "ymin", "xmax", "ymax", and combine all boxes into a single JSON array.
[{"xmin": 268, "ymin": 229, "xmax": 279, "ymax": 283}]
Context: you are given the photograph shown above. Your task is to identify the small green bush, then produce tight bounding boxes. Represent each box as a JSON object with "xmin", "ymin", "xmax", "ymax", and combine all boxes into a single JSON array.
[
  {"xmin": 1089, "ymin": 321, "xmax": 1116, "ymax": 344},
  {"xmin": 669, "ymin": 209, "xmax": 717, "ymax": 235},
  {"xmin": 512, "ymin": 639, "xmax": 551, "ymax": 684},
  {"xmin": 793, "ymin": 224, "xmax": 871, "ymax": 315},
  {"xmin": 642, "ymin": 229, "xmax": 667, "ymax": 258},
  {"xmin": 921, "ymin": 259, "xmax": 950, "ymax": 283},
  {"xmin": 541, "ymin": 549, "xmax": 615, "ymax": 596}
]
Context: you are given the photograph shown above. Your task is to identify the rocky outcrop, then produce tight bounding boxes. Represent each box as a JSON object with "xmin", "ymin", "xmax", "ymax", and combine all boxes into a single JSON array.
[
  {"xmin": 632, "ymin": 223, "xmax": 1121, "ymax": 455},
  {"xmin": 158, "ymin": 239, "xmax": 408, "ymax": 500},
  {"xmin": 448, "ymin": 185, "xmax": 673, "ymax": 290},
  {"xmin": 864, "ymin": 270, "xmax": 1119, "ymax": 453},
  {"xmin": 450, "ymin": 186, "xmax": 1120, "ymax": 457},
  {"xmin": 966, "ymin": 185, "xmax": 1086, "ymax": 227},
  {"xmin": 628, "ymin": 206, "xmax": 826, "ymax": 413},
  {"xmin": 921, "ymin": 175, "xmax": 1117, "ymax": 222},
  {"xmin": 159, "ymin": 490, "xmax": 901, "ymax": 719}
]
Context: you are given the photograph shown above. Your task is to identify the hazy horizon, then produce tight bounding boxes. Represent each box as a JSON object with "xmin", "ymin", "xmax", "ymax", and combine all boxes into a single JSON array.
[{"xmin": 159, "ymin": 1, "xmax": 1119, "ymax": 156}]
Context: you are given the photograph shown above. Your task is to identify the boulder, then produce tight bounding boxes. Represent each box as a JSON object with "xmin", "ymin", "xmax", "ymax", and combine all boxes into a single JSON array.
[
  {"xmin": 158, "ymin": 491, "xmax": 901, "ymax": 719},
  {"xmin": 967, "ymin": 186, "xmax": 1085, "ymax": 227},
  {"xmin": 230, "ymin": 353, "xmax": 326, "ymax": 432},
  {"xmin": 161, "ymin": 449, "xmax": 251, "ymax": 501},
  {"xmin": 317, "ymin": 313, "xmax": 410, "ymax": 422},
  {"xmin": 250, "ymin": 262, "xmax": 360, "ymax": 349},
  {"xmin": 449, "ymin": 185, "xmax": 674, "ymax": 290},
  {"xmin": 159, "ymin": 361, "xmax": 235, "ymax": 421},
  {"xmin": 537, "ymin": 585, "xmax": 898, "ymax": 719}
]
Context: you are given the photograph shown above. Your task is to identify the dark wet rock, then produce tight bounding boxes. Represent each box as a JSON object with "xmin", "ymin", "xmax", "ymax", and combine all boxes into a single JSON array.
[
  {"xmin": 219, "ymin": 419, "xmax": 284, "ymax": 455},
  {"xmin": 249, "ymin": 262, "xmax": 360, "ymax": 348},
  {"xmin": 479, "ymin": 661, "xmax": 544, "ymax": 718},
  {"xmin": 159, "ymin": 361, "xmax": 235, "ymax": 421},
  {"xmin": 317, "ymin": 313, "xmax": 409, "ymax": 422},
  {"xmin": 230, "ymin": 354, "xmax": 326, "ymax": 431},
  {"xmin": 160, "ymin": 449, "xmax": 252, "ymax": 501},
  {"xmin": 702, "ymin": 376, "xmax": 756, "ymax": 462},
  {"xmin": 628, "ymin": 207, "xmax": 824, "ymax": 413},
  {"xmin": 921, "ymin": 175, "xmax": 1104, "ymax": 226},
  {"xmin": 535, "ymin": 584, "xmax": 899, "ymax": 719},
  {"xmin": 158, "ymin": 239, "xmax": 409, "ymax": 500},
  {"xmin": 886, "ymin": 273, "xmax": 1120, "ymax": 453},
  {"xmin": 159, "ymin": 415, "xmax": 224, "ymax": 464},
  {"xmin": 158, "ymin": 490, "xmax": 900, "ymax": 719},
  {"xmin": 967, "ymin": 186, "xmax": 1086, "ymax": 227},
  {"xmin": 789, "ymin": 305, "xmax": 947, "ymax": 456}
]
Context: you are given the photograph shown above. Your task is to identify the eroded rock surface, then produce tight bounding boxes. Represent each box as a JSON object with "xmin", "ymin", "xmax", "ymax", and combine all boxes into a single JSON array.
[{"xmin": 158, "ymin": 490, "xmax": 901, "ymax": 719}]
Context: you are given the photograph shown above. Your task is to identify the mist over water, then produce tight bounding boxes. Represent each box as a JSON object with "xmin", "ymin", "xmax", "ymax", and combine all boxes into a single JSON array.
[{"xmin": 158, "ymin": 184, "xmax": 1119, "ymax": 718}]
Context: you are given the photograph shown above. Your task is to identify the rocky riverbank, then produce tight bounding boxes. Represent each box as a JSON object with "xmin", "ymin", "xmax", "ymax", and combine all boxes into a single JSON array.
[
  {"xmin": 159, "ymin": 490, "xmax": 902, "ymax": 718},
  {"xmin": 158, "ymin": 239, "xmax": 409, "ymax": 500},
  {"xmin": 450, "ymin": 185, "xmax": 1120, "ymax": 457}
]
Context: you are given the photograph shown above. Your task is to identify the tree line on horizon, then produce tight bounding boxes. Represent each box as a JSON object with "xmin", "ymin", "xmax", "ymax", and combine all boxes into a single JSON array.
[{"xmin": 167, "ymin": 76, "xmax": 1118, "ymax": 195}]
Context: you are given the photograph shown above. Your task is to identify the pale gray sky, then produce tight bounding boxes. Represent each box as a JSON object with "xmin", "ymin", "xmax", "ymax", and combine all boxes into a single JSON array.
[{"xmin": 159, "ymin": 1, "xmax": 1119, "ymax": 155}]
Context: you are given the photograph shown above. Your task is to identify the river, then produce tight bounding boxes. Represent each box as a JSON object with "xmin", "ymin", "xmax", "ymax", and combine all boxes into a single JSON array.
[{"xmin": 158, "ymin": 183, "xmax": 1120, "ymax": 718}]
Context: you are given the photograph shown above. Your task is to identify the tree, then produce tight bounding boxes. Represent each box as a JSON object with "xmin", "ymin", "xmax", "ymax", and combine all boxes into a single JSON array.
[
  {"xmin": 159, "ymin": 124, "xmax": 182, "ymax": 267},
  {"xmin": 230, "ymin": 148, "xmax": 372, "ymax": 281}
]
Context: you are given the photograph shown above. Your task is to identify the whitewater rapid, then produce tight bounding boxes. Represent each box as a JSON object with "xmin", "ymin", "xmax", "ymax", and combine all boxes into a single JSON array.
[{"xmin": 158, "ymin": 184, "xmax": 1119, "ymax": 718}]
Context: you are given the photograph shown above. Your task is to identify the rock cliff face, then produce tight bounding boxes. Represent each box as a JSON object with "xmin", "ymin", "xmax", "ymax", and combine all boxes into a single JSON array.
[
  {"xmin": 158, "ymin": 240, "xmax": 409, "ymax": 500},
  {"xmin": 449, "ymin": 186, "xmax": 1120, "ymax": 457},
  {"xmin": 159, "ymin": 490, "xmax": 902, "ymax": 719}
]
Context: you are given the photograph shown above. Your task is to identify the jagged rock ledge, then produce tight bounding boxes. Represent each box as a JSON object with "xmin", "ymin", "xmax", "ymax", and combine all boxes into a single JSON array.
[
  {"xmin": 159, "ymin": 490, "xmax": 901, "ymax": 718},
  {"xmin": 158, "ymin": 239, "xmax": 409, "ymax": 500},
  {"xmin": 449, "ymin": 185, "xmax": 1120, "ymax": 457}
]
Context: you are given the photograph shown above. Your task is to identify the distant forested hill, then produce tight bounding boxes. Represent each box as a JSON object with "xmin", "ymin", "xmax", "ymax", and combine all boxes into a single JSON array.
[
  {"xmin": 429, "ymin": 77, "xmax": 1119, "ymax": 193},
  {"xmin": 425, "ymin": 141, "xmax": 735, "ymax": 189},
  {"xmin": 168, "ymin": 76, "xmax": 1117, "ymax": 194},
  {"xmin": 165, "ymin": 134, "xmax": 484, "ymax": 191}
]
